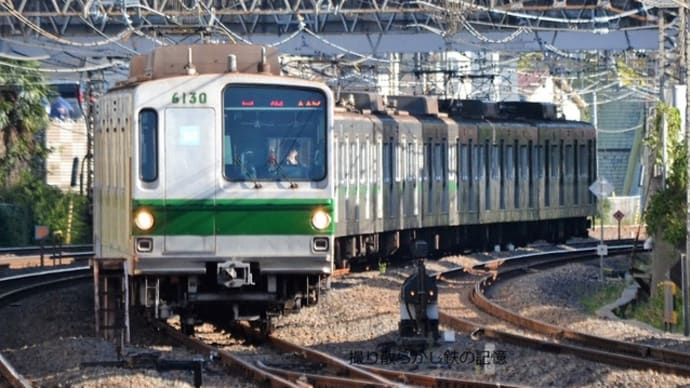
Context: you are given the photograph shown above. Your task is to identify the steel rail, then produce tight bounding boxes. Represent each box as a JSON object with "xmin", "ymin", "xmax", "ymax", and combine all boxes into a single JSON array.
[
  {"xmin": 439, "ymin": 312, "xmax": 690, "ymax": 377},
  {"xmin": 0, "ymin": 353, "xmax": 31, "ymax": 388},
  {"xmin": 0, "ymin": 245, "xmax": 93, "ymax": 256},
  {"xmin": 360, "ymin": 363, "xmax": 526, "ymax": 388},
  {"xmin": 235, "ymin": 321, "xmax": 520, "ymax": 387},
  {"xmin": 469, "ymin": 246, "xmax": 690, "ymax": 372},
  {"xmin": 232, "ymin": 322, "xmax": 399, "ymax": 386},
  {"xmin": 0, "ymin": 267, "xmax": 91, "ymax": 388},
  {"xmin": 150, "ymin": 320, "xmax": 301, "ymax": 388},
  {"xmin": 256, "ymin": 360, "xmax": 391, "ymax": 388},
  {"xmin": 438, "ymin": 245, "xmax": 690, "ymax": 377}
]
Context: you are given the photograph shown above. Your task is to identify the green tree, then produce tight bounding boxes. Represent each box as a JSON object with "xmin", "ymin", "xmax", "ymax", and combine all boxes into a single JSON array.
[
  {"xmin": 0, "ymin": 60, "xmax": 50, "ymax": 186},
  {"xmin": 0, "ymin": 60, "xmax": 91, "ymax": 245},
  {"xmin": 644, "ymin": 102, "xmax": 687, "ymax": 247}
]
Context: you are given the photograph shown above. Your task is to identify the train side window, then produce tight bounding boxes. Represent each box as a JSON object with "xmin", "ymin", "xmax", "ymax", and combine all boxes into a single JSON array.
[
  {"xmin": 588, "ymin": 139, "xmax": 595, "ymax": 204},
  {"xmin": 527, "ymin": 142, "xmax": 534, "ymax": 208},
  {"xmin": 551, "ymin": 145, "xmax": 559, "ymax": 178},
  {"xmin": 505, "ymin": 144, "xmax": 514, "ymax": 180},
  {"xmin": 350, "ymin": 141, "xmax": 357, "ymax": 185},
  {"xmin": 371, "ymin": 142, "xmax": 378, "ymax": 184},
  {"xmin": 339, "ymin": 140, "xmax": 347, "ymax": 185},
  {"xmin": 448, "ymin": 139, "xmax": 456, "ymax": 183},
  {"xmin": 442, "ymin": 140, "xmax": 448, "ymax": 185},
  {"xmin": 395, "ymin": 142, "xmax": 402, "ymax": 183},
  {"xmin": 519, "ymin": 145, "xmax": 528, "ymax": 178},
  {"xmin": 579, "ymin": 144, "xmax": 587, "ymax": 177},
  {"xmin": 565, "ymin": 144, "xmax": 574, "ymax": 177},
  {"xmin": 407, "ymin": 142, "xmax": 414, "ymax": 181},
  {"xmin": 491, "ymin": 144, "xmax": 499, "ymax": 179},
  {"xmin": 360, "ymin": 141, "xmax": 367, "ymax": 184},
  {"xmin": 476, "ymin": 143, "xmax": 483, "ymax": 180},
  {"xmin": 460, "ymin": 143, "xmax": 468, "ymax": 181},
  {"xmin": 383, "ymin": 141, "xmax": 391, "ymax": 183},
  {"xmin": 499, "ymin": 140, "xmax": 505, "ymax": 209},
  {"xmin": 554, "ymin": 140, "xmax": 566, "ymax": 206},
  {"xmin": 434, "ymin": 143, "xmax": 442, "ymax": 181},
  {"xmin": 544, "ymin": 140, "xmax": 550, "ymax": 207},
  {"xmin": 139, "ymin": 109, "xmax": 158, "ymax": 182}
]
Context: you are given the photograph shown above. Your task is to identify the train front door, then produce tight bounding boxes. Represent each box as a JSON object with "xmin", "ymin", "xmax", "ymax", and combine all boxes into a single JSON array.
[{"xmin": 163, "ymin": 108, "xmax": 217, "ymax": 253}]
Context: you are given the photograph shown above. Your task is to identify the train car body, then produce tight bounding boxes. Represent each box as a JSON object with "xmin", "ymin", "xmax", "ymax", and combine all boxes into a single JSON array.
[
  {"xmin": 331, "ymin": 94, "xmax": 596, "ymax": 264},
  {"xmin": 93, "ymin": 44, "xmax": 335, "ymax": 332}
]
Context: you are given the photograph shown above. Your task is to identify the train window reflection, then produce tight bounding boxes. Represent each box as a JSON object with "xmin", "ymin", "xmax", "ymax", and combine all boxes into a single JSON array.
[{"xmin": 222, "ymin": 85, "xmax": 327, "ymax": 182}]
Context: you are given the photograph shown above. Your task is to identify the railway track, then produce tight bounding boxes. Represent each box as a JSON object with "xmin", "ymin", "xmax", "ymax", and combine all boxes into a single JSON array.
[
  {"xmin": 155, "ymin": 316, "xmax": 521, "ymax": 387},
  {"xmin": 1, "ymin": 239, "xmax": 669, "ymax": 386},
  {"xmin": 0, "ymin": 266, "xmax": 91, "ymax": 388},
  {"xmin": 438, "ymin": 244, "xmax": 690, "ymax": 378},
  {"xmin": 0, "ymin": 258, "xmax": 505, "ymax": 387}
]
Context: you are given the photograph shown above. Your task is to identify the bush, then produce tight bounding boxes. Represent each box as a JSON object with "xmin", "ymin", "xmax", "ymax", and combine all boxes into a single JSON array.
[{"xmin": 0, "ymin": 173, "xmax": 91, "ymax": 246}]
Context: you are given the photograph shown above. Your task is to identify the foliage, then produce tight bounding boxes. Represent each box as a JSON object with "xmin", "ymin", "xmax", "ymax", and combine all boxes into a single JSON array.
[
  {"xmin": 0, "ymin": 173, "xmax": 91, "ymax": 246},
  {"xmin": 615, "ymin": 60, "xmax": 648, "ymax": 88},
  {"xmin": 643, "ymin": 102, "xmax": 687, "ymax": 247},
  {"xmin": 0, "ymin": 202, "xmax": 30, "ymax": 245},
  {"xmin": 517, "ymin": 53, "xmax": 546, "ymax": 72},
  {"xmin": 579, "ymin": 281, "xmax": 626, "ymax": 314},
  {"xmin": 630, "ymin": 283, "xmax": 685, "ymax": 332},
  {"xmin": 378, "ymin": 260, "xmax": 388, "ymax": 274},
  {"xmin": 0, "ymin": 60, "xmax": 51, "ymax": 186}
]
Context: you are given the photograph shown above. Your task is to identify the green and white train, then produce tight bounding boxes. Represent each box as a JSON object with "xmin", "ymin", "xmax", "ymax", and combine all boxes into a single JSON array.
[
  {"xmin": 94, "ymin": 44, "xmax": 334, "ymax": 333},
  {"xmin": 94, "ymin": 44, "xmax": 596, "ymax": 334}
]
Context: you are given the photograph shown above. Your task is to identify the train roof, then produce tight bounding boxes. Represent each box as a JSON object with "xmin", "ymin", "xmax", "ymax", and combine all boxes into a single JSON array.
[
  {"xmin": 439, "ymin": 99, "xmax": 564, "ymax": 122},
  {"xmin": 122, "ymin": 44, "xmax": 281, "ymax": 86}
]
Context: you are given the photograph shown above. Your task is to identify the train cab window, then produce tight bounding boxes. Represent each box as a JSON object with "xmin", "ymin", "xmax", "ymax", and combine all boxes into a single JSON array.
[
  {"xmin": 222, "ymin": 85, "xmax": 326, "ymax": 182},
  {"xmin": 139, "ymin": 109, "xmax": 158, "ymax": 182}
]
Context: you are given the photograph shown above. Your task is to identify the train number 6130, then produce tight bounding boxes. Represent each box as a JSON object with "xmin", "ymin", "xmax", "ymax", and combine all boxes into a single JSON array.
[{"xmin": 171, "ymin": 91, "xmax": 207, "ymax": 104}]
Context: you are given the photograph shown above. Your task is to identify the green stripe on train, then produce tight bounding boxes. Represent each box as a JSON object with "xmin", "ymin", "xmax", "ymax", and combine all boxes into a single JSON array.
[{"xmin": 132, "ymin": 198, "xmax": 334, "ymax": 236}]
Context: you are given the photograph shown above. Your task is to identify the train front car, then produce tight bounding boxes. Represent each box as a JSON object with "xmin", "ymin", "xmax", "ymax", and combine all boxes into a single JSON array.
[{"xmin": 93, "ymin": 45, "xmax": 335, "ymax": 335}]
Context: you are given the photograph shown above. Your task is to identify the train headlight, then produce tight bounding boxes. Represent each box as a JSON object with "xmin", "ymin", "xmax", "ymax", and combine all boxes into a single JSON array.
[
  {"xmin": 134, "ymin": 209, "xmax": 155, "ymax": 231},
  {"xmin": 311, "ymin": 209, "xmax": 331, "ymax": 230}
]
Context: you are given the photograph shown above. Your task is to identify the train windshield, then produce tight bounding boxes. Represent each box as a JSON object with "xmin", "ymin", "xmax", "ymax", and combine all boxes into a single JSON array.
[{"xmin": 222, "ymin": 85, "xmax": 327, "ymax": 182}]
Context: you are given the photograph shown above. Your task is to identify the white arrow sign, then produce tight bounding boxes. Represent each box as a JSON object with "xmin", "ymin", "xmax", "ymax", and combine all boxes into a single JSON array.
[{"xmin": 589, "ymin": 177, "xmax": 614, "ymax": 198}]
